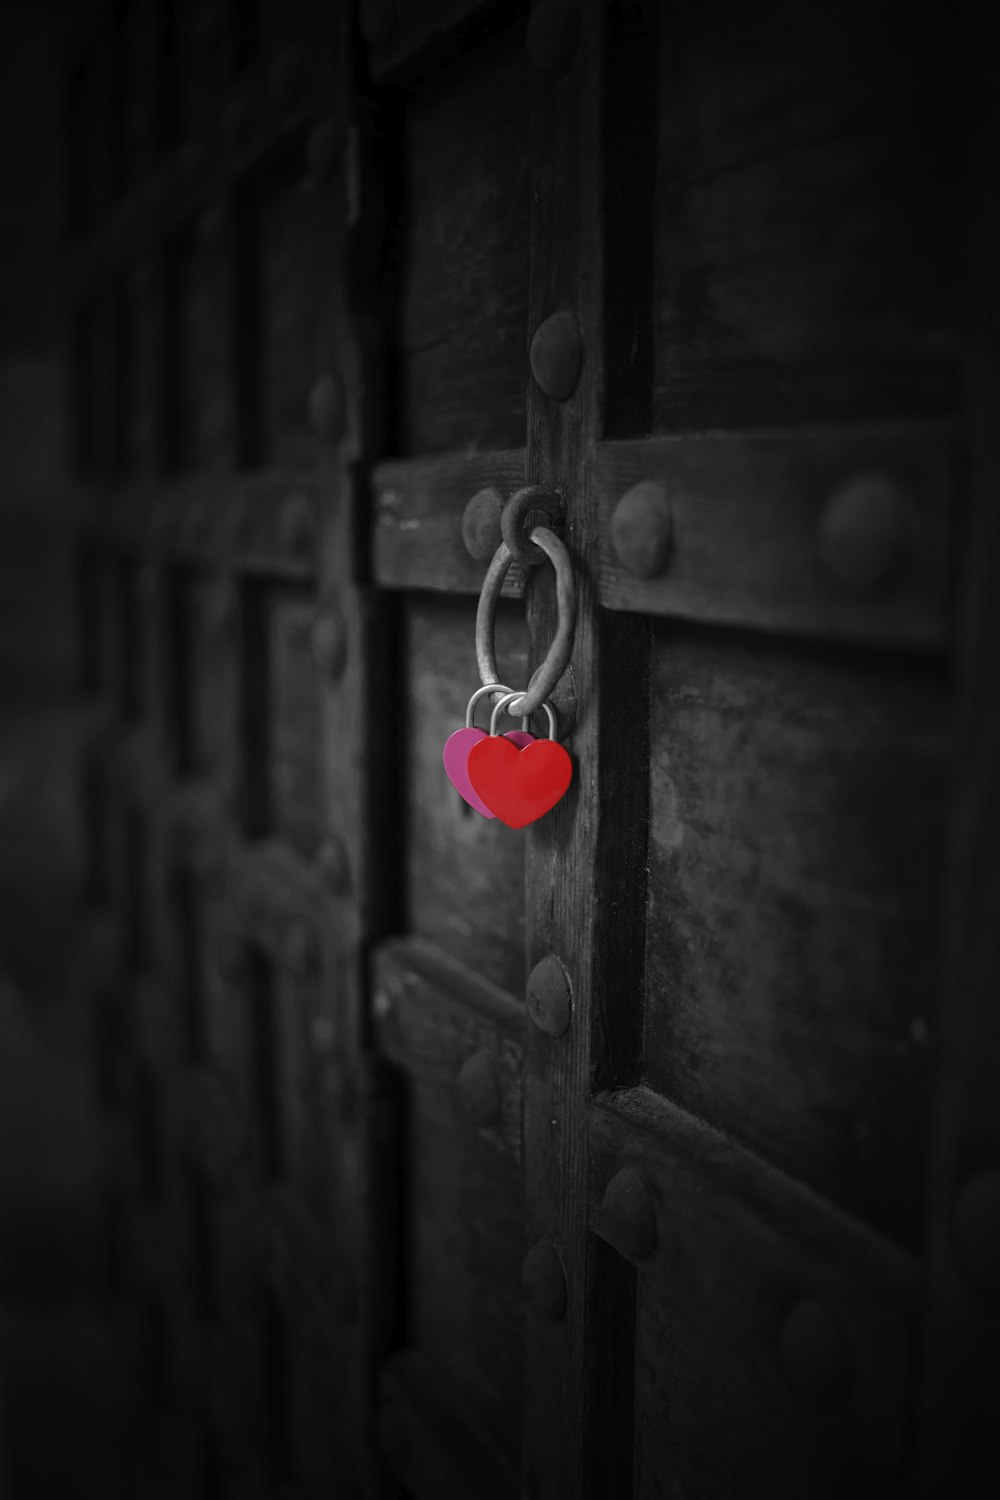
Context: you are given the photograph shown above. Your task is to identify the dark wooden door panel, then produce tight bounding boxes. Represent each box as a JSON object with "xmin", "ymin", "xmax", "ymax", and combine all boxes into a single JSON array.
[{"xmin": 67, "ymin": 1, "xmax": 990, "ymax": 1496}]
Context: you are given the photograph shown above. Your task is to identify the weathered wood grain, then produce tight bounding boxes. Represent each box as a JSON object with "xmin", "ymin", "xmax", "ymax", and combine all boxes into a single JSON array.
[
  {"xmin": 596, "ymin": 427, "xmax": 954, "ymax": 649},
  {"xmin": 590, "ymin": 1088, "xmax": 919, "ymax": 1498},
  {"xmin": 371, "ymin": 934, "xmax": 525, "ymax": 1161},
  {"xmin": 403, "ymin": 1076, "xmax": 525, "ymax": 1472},
  {"xmin": 652, "ymin": 0, "xmax": 960, "ymax": 432},
  {"xmin": 403, "ymin": 596, "xmax": 530, "ymax": 996},
  {"xmin": 398, "ymin": 34, "xmax": 531, "ymax": 455},
  {"xmin": 521, "ymin": 6, "xmax": 643, "ymax": 1498},
  {"xmin": 644, "ymin": 626, "xmax": 947, "ymax": 1249},
  {"xmin": 376, "ymin": 1348, "xmax": 520, "ymax": 1500},
  {"xmin": 372, "ymin": 447, "xmax": 527, "ymax": 595}
]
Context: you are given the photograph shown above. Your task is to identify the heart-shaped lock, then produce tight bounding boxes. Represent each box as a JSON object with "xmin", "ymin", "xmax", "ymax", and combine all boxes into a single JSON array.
[
  {"xmin": 467, "ymin": 691, "xmax": 572, "ymax": 829},
  {"xmin": 443, "ymin": 685, "xmax": 535, "ymax": 819}
]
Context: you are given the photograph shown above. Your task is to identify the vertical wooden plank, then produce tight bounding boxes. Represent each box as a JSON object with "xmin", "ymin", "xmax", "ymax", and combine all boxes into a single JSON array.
[
  {"xmin": 522, "ymin": 2, "xmax": 646, "ymax": 1496},
  {"xmin": 311, "ymin": 6, "xmax": 398, "ymax": 1493},
  {"xmin": 916, "ymin": 23, "xmax": 1000, "ymax": 1490}
]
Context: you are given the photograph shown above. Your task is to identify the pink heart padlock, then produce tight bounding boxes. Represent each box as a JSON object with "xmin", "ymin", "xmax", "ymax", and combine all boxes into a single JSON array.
[{"xmin": 443, "ymin": 685, "xmax": 534, "ymax": 820}]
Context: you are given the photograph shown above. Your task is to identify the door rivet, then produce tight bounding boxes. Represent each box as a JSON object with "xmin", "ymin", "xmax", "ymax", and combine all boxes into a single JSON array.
[
  {"xmin": 522, "ymin": 1241, "xmax": 567, "ymax": 1321},
  {"xmin": 611, "ymin": 480, "xmax": 673, "ymax": 579},
  {"xmin": 462, "ymin": 486, "xmax": 504, "ymax": 561},
  {"xmin": 317, "ymin": 836, "xmax": 351, "ymax": 895},
  {"xmin": 456, "ymin": 1051, "xmax": 502, "ymax": 1127},
  {"xmin": 526, "ymin": 955, "xmax": 572, "ymax": 1037},
  {"xmin": 596, "ymin": 1167, "xmax": 657, "ymax": 1262},
  {"xmin": 529, "ymin": 311, "xmax": 583, "ymax": 401},
  {"xmin": 307, "ymin": 372, "xmax": 346, "ymax": 442},
  {"xmin": 952, "ymin": 1167, "xmax": 1000, "ymax": 1300},
  {"xmin": 817, "ymin": 475, "xmax": 914, "ymax": 593},
  {"xmin": 779, "ymin": 1300, "xmax": 855, "ymax": 1409},
  {"xmin": 526, "ymin": 0, "xmax": 580, "ymax": 78},
  {"xmin": 311, "ymin": 608, "xmax": 348, "ymax": 680}
]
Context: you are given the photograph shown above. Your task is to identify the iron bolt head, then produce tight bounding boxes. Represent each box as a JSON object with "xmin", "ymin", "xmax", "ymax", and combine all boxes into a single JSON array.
[
  {"xmin": 779, "ymin": 1300, "xmax": 854, "ymax": 1409},
  {"xmin": 316, "ymin": 835, "xmax": 351, "ymax": 894},
  {"xmin": 817, "ymin": 475, "xmax": 914, "ymax": 593},
  {"xmin": 596, "ymin": 1167, "xmax": 657, "ymax": 1263},
  {"xmin": 307, "ymin": 372, "xmax": 346, "ymax": 443},
  {"xmin": 455, "ymin": 1051, "xmax": 502, "ymax": 1127},
  {"xmin": 461, "ymin": 486, "xmax": 504, "ymax": 561},
  {"xmin": 529, "ymin": 310, "xmax": 583, "ymax": 401},
  {"xmin": 611, "ymin": 479, "xmax": 673, "ymax": 579},
  {"xmin": 311, "ymin": 608, "xmax": 348, "ymax": 680},
  {"xmin": 526, "ymin": 955, "xmax": 572, "ymax": 1038},
  {"xmin": 521, "ymin": 1241, "xmax": 567, "ymax": 1321}
]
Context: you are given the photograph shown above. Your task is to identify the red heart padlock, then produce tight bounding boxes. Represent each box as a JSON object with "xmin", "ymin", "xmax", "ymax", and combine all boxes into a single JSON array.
[{"xmin": 467, "ymin": 734, "xmax": 572, "ymax": 828}]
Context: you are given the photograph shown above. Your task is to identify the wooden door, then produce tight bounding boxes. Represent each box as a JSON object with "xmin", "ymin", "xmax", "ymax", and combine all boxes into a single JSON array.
[{"xmin": 70, "ymin": 2, "xmax": 995, "ymax": 1497}]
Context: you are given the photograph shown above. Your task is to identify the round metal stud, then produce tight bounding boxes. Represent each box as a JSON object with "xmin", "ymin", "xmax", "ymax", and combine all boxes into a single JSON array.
[
  {"xmin": 316, "ymin": 836, "xmax": 350, "ymax": 895},
  {"xmin": 596, "ymin": 1168, "xmax": 657, "ymax": 1263},
  {"xmin": 279, "ymin": 492, "xmax": 316, "ymax": 558},
  {"xmin": 307, "ymin": 372, "xmax": 346, "ymax": 443},
  {"xmin": 282, "ymin": 922, "xmax": 318, "ymax": 979},
  {"xmin": 456, "ymin": 1051, "xmax": 502, "ymax": 1127},
  {"xmin": 526, "ymin": 955, "xmax": 572, "ymax": 1038},
  {"xmin": 817, "ymin": 475, "xmax": 914, "ymax": 593},
  {"xmin": 371, "ymin": 987, "xmax": 394, "ymax": 1025},
  {"xmin": 611, "ymin": 479, "xmax": 673, "ymax": 579},
  {"xmin": 526, "ymin": 0, "xmax": 580, "ymax": 78},
  {"xmin": 521, "ymin": 1241, "xmax": 567, "ymax": 1321},
  {"xmin": 952, "ymin": 1167, "xmax": 1000, "ymax": 1301},
  {"xmin": 306, "ymin": 118, "xmax": 339, "ymax": 185},
  {"xmin": 359, "ymin": 0, "xmax": 396, "ymax": 49},
  {"xmin": 462, "ymin": 486, "xmax": 504, "ymax": 561},
  {"xmin": 311, "ymin": 608, "xmax": 348, "ymax": 681},
  {"xmin": 779, "ymin": 1300, "xmax": 855, "ymax": 1409},
  {"xmin": 529, "ymin": 310, "xmax": 583, "ymax": 401}
]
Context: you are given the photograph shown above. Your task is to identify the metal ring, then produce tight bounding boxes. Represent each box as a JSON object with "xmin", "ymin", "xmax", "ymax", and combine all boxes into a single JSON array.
[
  {"xmin": 465, "ymin": 683, "xmax": 528, "ymax": 733},
  {"xmin": 501, "ymin": 485, "xmax": 563, "ymax": 566},
  {"xmin": 476, "ymin": 525, "xmax": 576, "ymax": 719},
  {"xmin": 488, "ymin": 692, "xmax": 559, "ymax": 740}
]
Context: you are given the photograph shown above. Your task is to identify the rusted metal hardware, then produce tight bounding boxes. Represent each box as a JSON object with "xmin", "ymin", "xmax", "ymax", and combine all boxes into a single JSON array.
[
  {"xmin": 501, "ymin": 484, "xmax": 564, "ymax": 565},
  {"xmin": 595, "ymin": 1167, "xmax": 657, "ymax": 1263},
  {"xmin": 461, "ymin": 486, "xmax": 504, "ymax": 561},
  {"xmin": 455, "ymin": 1051, "xmax": 502, "ymax": 1128},
  {"xmin": 529, "ymin": 309, "xmax": 583, "ymax": 401},
  {"xmin": 476, "ymin": 493, "xmax": 576, "ymax": 719},
  {"xmin": 611, "ymin": 478, "xmax": 673, "ymax": 579},
  {"xmin": 522, "ymin": 1241, "xmax": 568, "ymax": 1321},
  {"xmin": 526, "ymin": 955, "xmax": 572, "ymax": 1038},
  {"xmin": 817, "ymin": 474, "xmax": 914, "ymax": 593}
]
